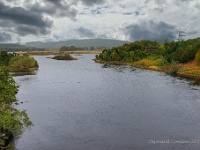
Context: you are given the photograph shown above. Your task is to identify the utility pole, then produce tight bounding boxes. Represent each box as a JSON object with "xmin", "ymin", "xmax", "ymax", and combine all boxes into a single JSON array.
[{"xmin": 177, "ymin": 29, "xmax": 186, "ymax": 41}]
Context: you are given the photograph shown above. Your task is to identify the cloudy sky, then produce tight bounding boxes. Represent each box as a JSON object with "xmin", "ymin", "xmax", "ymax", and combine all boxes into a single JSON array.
[{"xmin": 0, "ymin": 0, "xmax": 199, "ymax": 43}]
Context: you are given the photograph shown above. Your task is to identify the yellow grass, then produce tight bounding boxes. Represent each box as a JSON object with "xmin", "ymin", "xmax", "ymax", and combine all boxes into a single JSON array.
[{"xmin": 177, "ymin": 61, "xmax": 200, "ymax": 78}]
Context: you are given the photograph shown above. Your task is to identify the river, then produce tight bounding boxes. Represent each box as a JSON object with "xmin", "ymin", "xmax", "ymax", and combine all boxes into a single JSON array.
[{"xmin": 14, "ymin": 54, "xmax": 200, "ymax": 150}]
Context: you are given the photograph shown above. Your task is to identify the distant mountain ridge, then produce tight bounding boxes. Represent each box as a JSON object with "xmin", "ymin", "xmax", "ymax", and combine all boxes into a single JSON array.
[
  {"xmin": 0, "ymin": 43, "xmax": 27, "ymax": 49},
  {"xmin": 0, "ymin": 43, "xmax": 34, "ymax": 52},
  {"xmin": 25, "ymin": 39, "xmax": 128, "ymax": 49}
]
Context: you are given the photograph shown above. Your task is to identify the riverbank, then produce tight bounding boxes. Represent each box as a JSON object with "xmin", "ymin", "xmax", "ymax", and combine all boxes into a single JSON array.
[
  {"xmin": 0, "ymin": 67, "xmax": 33, "ymax": 149},
  {"xmin": 94, "ymin": 58, "xmax": 200, "ymax": 84},
  {"xmin": 16, "ymin": 50, "xmax": 102, "ymax": 55}
]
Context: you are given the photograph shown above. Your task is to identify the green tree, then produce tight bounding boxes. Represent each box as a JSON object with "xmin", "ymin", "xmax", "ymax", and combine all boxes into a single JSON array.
[
  {"xmin": 0, "ymin": 67, "xmax": 32, "ymax": 149},
  {"xmin": 0, "ymin": 51, "xmax": 14, "ymax": 66}
]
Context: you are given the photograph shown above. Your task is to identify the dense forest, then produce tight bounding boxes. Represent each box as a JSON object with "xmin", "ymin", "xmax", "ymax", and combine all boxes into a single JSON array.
[
  {"xmin": 0, "ymin": 51, "xmax": 38, "ymax": 149},
  {"xmin": 96, "ymin": 38, "xmax": 200, "ymax": 63},
  {"xmin": 95, "ymin": 38, "xmax": 200, "ymax": 80}
]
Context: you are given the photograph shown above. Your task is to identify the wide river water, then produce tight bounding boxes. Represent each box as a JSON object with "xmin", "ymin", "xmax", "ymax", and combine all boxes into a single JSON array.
[{"xmin": 14, "ymin": 54, "xmax": 200, "ymax": 150}]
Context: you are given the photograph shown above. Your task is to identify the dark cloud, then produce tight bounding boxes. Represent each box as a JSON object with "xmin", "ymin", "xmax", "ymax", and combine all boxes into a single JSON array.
[
  {"xmin": 0, "ymin": 2, "xmax": 52, "ymax": 28},
  {"xmin": 80, "ymin": 0, "xmax": 106, "ymax": 6},
  {"xmin": 41, "ymin": 0, "xmax": 107, "ymax": 16},
  {"xmin": 77, "ymin": 27, "xmax": 96, "ymax": 38},
  {"xmin": 123, "ymin": 11, "xmax": 140, "ymax": 16},
  {"xmin": 29, "ymin": 0, "xmax": 78, "ymax": 19},
  {"xmin": 0, "ymin": 0, "xmax": 82, "ymax": 42},
  {"xmin": 0, "ymin": 1, "xmax": 52, "ymax": 39},
  {"xmin": 187, "ymin": 31, "xmax": 197, "ymax": 35},
  {"xmin": 195, "ymin": 4, "xmax": 200, "ymax": 9},
  {"xmin": 0, "ymin": 32, "xmax": 12, "ymax": 42},
  {"xmin": 0, "ymin": 0, "xmax": 107, "ymax": 42},
  {"xmin": 124, "ymin": 21, "xmax": 176, "ymax": 43},
  {"xmin": 46, "ymin": 0, "xmax": 62, "ymax": 6},
  {"xmin": 123, "ymin": 12, "xmax": 133, "ymax": 15},
  {"xmin": 15, "ymin": 26, "xmax": 50, "ymax": 36}
]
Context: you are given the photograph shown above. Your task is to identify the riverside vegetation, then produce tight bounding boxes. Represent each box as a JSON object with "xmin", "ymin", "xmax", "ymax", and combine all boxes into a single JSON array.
[
  {"xmin": 95, "ymin": 38, "xmax": 200, "ymax": 83},
  {"xmin": 0, "ymin": 51, "xmax": 38, "ymax": 72},
  {"xmin": 0, "ymin": 51, "xmax": 38, "ymax": 149}
]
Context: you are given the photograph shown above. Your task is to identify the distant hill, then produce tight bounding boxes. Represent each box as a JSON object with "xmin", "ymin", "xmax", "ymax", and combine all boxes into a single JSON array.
[
  {"xmin": 0, "ymin": 39, "xmax": 128, "ymax": 52},
  {"xmin": 0, "ymin": 43, "xmax": 34, "ymax": 52},
  {"xmin": 0, "ymin": 43, "xmax": 27, "ymax": 49},
  {"xmin": 26, "ymin": 39, "xmax": 128, "ymax": 49}
]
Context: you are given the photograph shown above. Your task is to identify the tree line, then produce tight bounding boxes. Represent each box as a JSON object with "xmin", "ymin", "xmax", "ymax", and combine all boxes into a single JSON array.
[
  {"xmin": 59, "ymin": 46, "xmax": 107, "ymax": 51},
  {"xmin": 96, "ymin": 38, "xmax": 200, "ymax": 65}
]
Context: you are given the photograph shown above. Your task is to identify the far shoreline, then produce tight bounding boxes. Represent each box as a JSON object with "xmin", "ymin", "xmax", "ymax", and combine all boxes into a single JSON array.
[{"xmin": 15, "ymin": 50, "xmax": 102, "ymax": 55}]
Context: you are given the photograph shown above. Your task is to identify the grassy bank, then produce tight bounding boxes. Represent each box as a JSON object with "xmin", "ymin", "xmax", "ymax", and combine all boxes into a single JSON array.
[
  {"xmin": 0, "ymin": 51, "xmax": 36, "ymax": 149},
  {"xmin": 0, "ymin": 67, "xmax": 32, "ymax": 149},
  {"xmin": 94, "ymin": 58, "xmax": 200, "ymax": 84}
]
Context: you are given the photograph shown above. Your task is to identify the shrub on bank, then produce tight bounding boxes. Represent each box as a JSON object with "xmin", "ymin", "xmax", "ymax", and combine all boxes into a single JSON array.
[
  {"xmin": 163, "ymin": 62, "xmax": 181, "ymax": 75},
  {"xmin": 195, "ymin": 50, "xmax": 200, "ymax": 66},
  {"xmin": 172, "ymin": 45, "xmax": 197, "ymax": 63},
  {"xmin": 9, "ymin": 54, "xmax": 38, "ymax": 72}
]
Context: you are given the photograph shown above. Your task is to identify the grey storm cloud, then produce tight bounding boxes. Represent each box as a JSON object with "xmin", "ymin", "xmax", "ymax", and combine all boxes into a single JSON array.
[
  {"xmin": 196, "ymin": 4, "xmax": 200, "ymax": 9},
  {"xmin": 45, "ymin": 0, "xmax": 106, "ymax": 7},
  {"xmin": 80, "ymin": 0, "xmax": 106, "ymax": 6},
  {"xmin": 0, "ymin": 2, "xmax": 52, "ymax": 28},
  {"xmin": 29, "ymin": 0, "xmax": 106, "ymax": 19},
  {"xmin": 124, "ymin": 21, "xmax": 176, "ymax": 43},
  {"xmin": 46, "ymin": 0, "xmax": 62, "ymax": 6},
  {"xmin": 29, "ymin": 0, "xmax": 78, "ymax": 19},
  {"xmin": 0, "ymin": 32, "xmax": 12, "ymax": 42},
  {"xmin": 0, "ymin": 0, "xmax": 107, "ymax": 42},
  {"xmin": 16, "ymin": 26, "xmax": 50, "ymax": 36},
  {"xmin": 77, "ymin": 27, "xmax": 96, "ymax": 38},
  {"xmin": 0, "ymin": 1, "xmax": 53, "ymax": 38}
]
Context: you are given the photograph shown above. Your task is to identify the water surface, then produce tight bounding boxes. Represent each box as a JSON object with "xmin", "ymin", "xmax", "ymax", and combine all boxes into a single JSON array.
[{"xmin": 15, "ymin": 55, "xmax": 200, "ymax": 150}]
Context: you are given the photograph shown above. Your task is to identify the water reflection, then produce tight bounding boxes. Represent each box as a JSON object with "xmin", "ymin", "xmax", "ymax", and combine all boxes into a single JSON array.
[
  {"xmin": 102, "ymin": 63, "xmax": 111, "ymax": 68},
  {"xmin": 102, "ymin": 64, "xmax": 134, "ymax": 73},
  {"xmin": 10, "ymin": 71, "xmax": 37, "ymax": 77},
  {"xmin": 191, "ymin": 80, "xmax": 200, "ymax": 86},
  {"xmin": 20, "ymin": 77, "xmax": 35, "ymax": 82}
]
